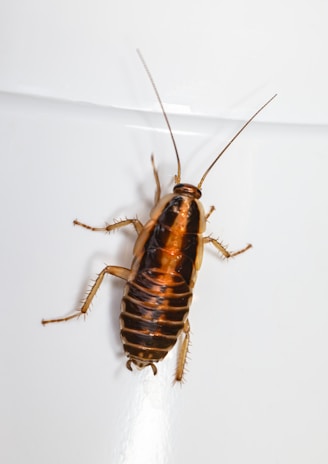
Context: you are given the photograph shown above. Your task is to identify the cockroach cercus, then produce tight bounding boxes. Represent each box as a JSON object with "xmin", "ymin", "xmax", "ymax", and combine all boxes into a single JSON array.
[{"xmin": 42, "ymin": 50, "xmax": 276, "ymax": 382}]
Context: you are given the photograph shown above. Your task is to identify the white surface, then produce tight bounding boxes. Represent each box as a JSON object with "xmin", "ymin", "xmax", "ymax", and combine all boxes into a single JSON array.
[
  {"xmin": 1, "ymin": 0, "xmax": 328, "ymax": 124},
  {"xmin": 1, "ymin": 2, "xmax": 328, "ymax": 464}
]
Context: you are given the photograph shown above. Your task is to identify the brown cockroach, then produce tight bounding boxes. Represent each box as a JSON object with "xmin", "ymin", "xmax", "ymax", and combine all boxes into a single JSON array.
[{"xmin": 42, "ymin": 51, "xmax": 276, "ymax": 381}]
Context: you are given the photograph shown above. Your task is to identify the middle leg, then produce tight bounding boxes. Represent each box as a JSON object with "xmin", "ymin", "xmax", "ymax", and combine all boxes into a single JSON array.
[
  {"xmin": 204, "ymin": 236, "xmax": 252, "ymax": 258},
  {"xmin": 73, "ymin": 218, "xmax": 143, "ymax": 235}
]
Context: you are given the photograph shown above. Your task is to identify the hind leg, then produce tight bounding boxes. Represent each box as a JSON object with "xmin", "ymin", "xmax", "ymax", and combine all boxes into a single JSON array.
[
  {"xmin": 175, "ymin": 319, "xmax": 190, "ymax": 382},
  {"xmin": 42, "ymin": 265, "xmax": 130, "ymax": 324}
]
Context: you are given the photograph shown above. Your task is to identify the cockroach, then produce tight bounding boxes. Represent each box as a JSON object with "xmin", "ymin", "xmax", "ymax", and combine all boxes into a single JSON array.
[{"xmin": 42, "ymin": 50, "xmax": 276, "ymax": 381}]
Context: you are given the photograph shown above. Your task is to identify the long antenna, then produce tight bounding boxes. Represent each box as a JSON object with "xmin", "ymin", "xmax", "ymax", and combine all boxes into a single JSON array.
[
  {"xmin": 136, "ymin": 49, "xmax": 182, "ymax": 184},
  {"xmin": 197, "ymin": 94, "xmax": 277, "ymax": 190}
]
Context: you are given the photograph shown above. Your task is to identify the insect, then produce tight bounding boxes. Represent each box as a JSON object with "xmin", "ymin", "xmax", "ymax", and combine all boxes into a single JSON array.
[{"xmin": 42, "ymin": 50, "xmax": 276, "ymax": 381}]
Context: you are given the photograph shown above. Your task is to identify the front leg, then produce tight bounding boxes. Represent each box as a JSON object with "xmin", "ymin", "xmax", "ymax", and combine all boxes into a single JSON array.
[
  {"xmin": 204, "ymin": 236, "xmax": 252, "ymax": 258},
  {"xmin": 151, "ymin": 154, "xmax": 161, "ymax": 206}
]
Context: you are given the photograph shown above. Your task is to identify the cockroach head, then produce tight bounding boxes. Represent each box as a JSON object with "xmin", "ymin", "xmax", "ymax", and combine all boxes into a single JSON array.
[{"xmin": 173, "ymin": 183, "xmax": 202, "ymax": 199}]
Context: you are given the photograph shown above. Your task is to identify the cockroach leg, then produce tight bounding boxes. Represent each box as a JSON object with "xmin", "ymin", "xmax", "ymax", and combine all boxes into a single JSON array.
[
  {"xmin": 204, "ymin": 236, "xmax": 252, "ymax": 258},
  {"xmin": 175, "ymin": 319, "xmax": 190, "ymax": 382},
  {"xmin": 205, "ymin": 205, "xmax": 215, "ymax": 220},
  {"xmin": 151, "ymin": 154, "xmax": 161, "ymax": 205},
  {"xmin": 42, "ymin": 265, "xmax": 130, "ymax": 325},
  {"xmin": 73, "ymin": 218, "xmax": 143, "ymax": 235}
]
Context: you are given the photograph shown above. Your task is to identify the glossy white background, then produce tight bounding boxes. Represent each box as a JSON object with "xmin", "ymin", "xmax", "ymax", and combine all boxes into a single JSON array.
[{"xmin": 1, "ymin": 1, "xmax": 328, "ymax": 463}]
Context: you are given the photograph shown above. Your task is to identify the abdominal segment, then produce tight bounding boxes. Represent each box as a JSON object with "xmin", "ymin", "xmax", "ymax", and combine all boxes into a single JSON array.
[{"xmin": 120, "ymin": 269, "xmax": 192, "ymax": 363}]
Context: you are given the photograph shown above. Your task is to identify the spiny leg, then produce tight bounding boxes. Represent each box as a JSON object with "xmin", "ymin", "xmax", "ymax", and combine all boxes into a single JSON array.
[
  {"xmin": 175, "ymin": 319, "xmax": 190, "ymax": 382},
  {"xmin": 73, "ymin": 218, "xmax": 143, "ymax": 235},
  {"xmin": 204, "ymin": 236, "xmax": 252, "ymax": 258},
  {"xmin": 151, "ymin": 154, "xmax": 161, "ymax": 205},
  {"xmin": 42, "ymin": 265, "xmax": 130, "ymax": 325}
]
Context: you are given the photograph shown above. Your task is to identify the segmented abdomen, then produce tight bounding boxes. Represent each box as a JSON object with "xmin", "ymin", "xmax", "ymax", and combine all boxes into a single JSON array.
[
  {"xmin": 120, "ymin": 193, "xmax": 205, "ymax": 365},
  {"xmin": 120, "ymin": 269, "xmax": 192, "ymax": 362}
]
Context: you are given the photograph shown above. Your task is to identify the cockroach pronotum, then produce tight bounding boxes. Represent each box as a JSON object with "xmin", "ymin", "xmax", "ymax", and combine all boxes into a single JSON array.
[{"xmin": 42, "ymin": 50, "xmax": 276, "ymax": 381}]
